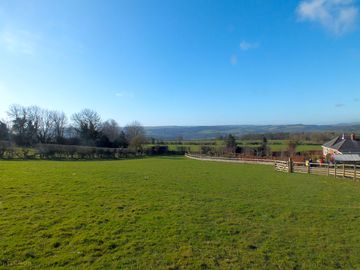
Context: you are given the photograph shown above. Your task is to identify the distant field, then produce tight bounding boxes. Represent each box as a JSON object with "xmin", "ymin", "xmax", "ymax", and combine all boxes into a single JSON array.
[
  {"xmin": 1, "ymin": 158, "xmax": 359, "ymax": 269},
  {"xmin": 144, "ymin": 125, "xmax": 360, "ymax": 140},
  {"xmin": 147, "ymin": 140, "xmax": 322, "ymax": 153},
  {"xmin": 268, "ymin": 144, "xmax": 321, "ymax": 152},
  {"xmin": 147, "ymin": 144, "xmax": 202, "ymax": 152}
]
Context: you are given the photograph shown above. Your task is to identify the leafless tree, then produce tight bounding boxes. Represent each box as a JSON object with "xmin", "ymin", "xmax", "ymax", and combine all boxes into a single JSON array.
[
  {"xmin": 7, "ymin": 104, "xmax": 38, "ymax": 145},
  {"xmin": 27, "ymin": 106, "xmax": 42, "ymax": 135},
  {"xmin": 37, "ymin": 109, "xmax": 56, "ymax": 143},
  {"xmin": 124, "ymin": 121, "xmax": 146, "ymax": 151},
  {"xmin": 287, "ymin": 139, "xmax": 298, "ymax": 157},
  {"xmin": 101, "ymin": 119, "xmax": 121, "ymax": 143},
  {"xmin": 7, "ymin": 104, "xmax": 26, "ymax": 125},
  {"xmin": 51, "ymin": 111, "xmax": 67, "ymax": 143},
  {"xmin": 71, "ymin": 109, "xmax": 102, "ymax": 143}
]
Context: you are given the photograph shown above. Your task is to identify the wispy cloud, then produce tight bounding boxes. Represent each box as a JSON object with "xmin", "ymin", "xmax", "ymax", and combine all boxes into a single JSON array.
[
  {"xmin": 0, "ymin": 81, "xmax": 13, "ymax": 119},
  {"xmin": 354, "ymin": 98, "xmax": 359, "ymax": 102},
  {"xmin": 240, "ymin": 41, "xmax": 259, "ymax": 51},
  {"xmin": 115, "ymin": 91, "xmax": 134, "ymax": 99},
  {"xmin": 0, "ymin": 28, "xmax": 39, "ymax": 55},
  {"xmin": 297, "ymin": 0, "xmax": 358, "ymax": 35},
  {"xmin": 230, "ymin": 54, "xmax": 238, "ymax": 65},
  {"xmin": 335, "ymin": 103, "xmax": 345, "ymax": 107}
]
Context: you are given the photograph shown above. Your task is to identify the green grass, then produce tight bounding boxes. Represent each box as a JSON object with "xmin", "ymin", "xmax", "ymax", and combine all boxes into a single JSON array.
[
  {"xmin": 146, "ymin": 144, "xmax": 202, "ymax": 152},
  {"xmin": 1, "ymin": 157, "xmax": 360, "ymax": 269},
  {"xmin": 268, "ymin": 144, "xmax": 321, "ymax": 152},
  {"xmin": 146, "ymin": 140, "xmax": 322, "ymax": 153}
]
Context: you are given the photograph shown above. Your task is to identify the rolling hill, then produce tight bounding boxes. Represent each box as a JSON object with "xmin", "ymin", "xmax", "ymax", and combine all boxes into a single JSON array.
[{"xmin": 144, "ymin": 124, "xmax": 360, "ymax": 140}]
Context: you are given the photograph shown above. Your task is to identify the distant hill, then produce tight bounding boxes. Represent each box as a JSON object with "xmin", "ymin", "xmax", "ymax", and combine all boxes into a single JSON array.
[{"xmin": 144, "ymin": 124, "xmax": 360, "ymax": 140}]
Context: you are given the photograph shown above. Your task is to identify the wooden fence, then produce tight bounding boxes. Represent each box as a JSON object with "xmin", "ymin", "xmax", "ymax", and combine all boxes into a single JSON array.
[
  {"xmin": 274, "ymin": 160, "xmax": 291, "ymax": 173},
  {"xmin": 275, "ymin": 159, "xmax": 360, "ymax": 181},
  {"xmin": 185, "ymin": 154, "xmax": 277, "ymax": 165},
  {"xmin": 186, "ymin": 154, "xmax": 360, "ymax": 181}
]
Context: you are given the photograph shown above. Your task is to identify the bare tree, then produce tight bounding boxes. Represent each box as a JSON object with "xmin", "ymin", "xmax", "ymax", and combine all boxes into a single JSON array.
[
  {"xmin": 7, "ymin": 104, "xmax": 37, "ymax": 145},
  {"xmin": 8, "ymin": 105, "xmax": 68, "ymax": 144},
  {"xmin": 7, "ymin": 104, "xmax": 26, "ymax": 129},
  {"xmin": 27, "ymin": 106, "xmax": 42, "ymax": 136},
  {"xmin": 101, "ymin": 119, "xmax": 121, "ymax": 143},
  {"xmin": 51, "ymin": 111, "xmax": 67, "ymax": 143},
  {"xmin": 124, "ymin": 121, "xmax": 146, "ymax": 151},
  {"xmin": 287, "ymin": 139, "xmax": 298, "ymax": 157},
  {"xmin": 37, "ymin": 109, "xmax": 56, "ymax": 143},
  {"xmin": 71, "ymin": 109, "xmax": 102, "ymax": 144}
]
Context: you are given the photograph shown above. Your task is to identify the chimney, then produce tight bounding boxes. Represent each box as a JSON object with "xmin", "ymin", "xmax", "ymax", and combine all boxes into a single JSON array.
[{"xmin": 351, "ymin": 133, "xmax": 356, "ymax": 141}]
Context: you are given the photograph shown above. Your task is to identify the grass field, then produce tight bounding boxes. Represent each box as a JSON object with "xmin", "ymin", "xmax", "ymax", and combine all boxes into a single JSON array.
[
  {"xmin": 146, "ymin": 140, "xmax": 321, "ymax": 153},
  {"xmin": 1, "ymin": 157, "xmax": 360, "ymax": 269}
]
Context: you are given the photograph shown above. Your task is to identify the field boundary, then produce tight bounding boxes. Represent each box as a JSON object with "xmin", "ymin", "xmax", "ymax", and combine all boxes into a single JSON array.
[
  {"xmin": 275, "ymin": 160, "xmax": 360, "ymax": 181},
  {"xmin": 185, "ymin": 153, "xmax": 277, "ymax": 165},
  {"xmin": 186, "ymin": 154, "xmax": 360, "ymax": 181}
]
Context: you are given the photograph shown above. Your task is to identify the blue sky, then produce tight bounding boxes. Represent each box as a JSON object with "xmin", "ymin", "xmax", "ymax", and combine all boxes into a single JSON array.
[{"xmin": 0, "ymin": 0, "xmax": 359, "ymax": 126}]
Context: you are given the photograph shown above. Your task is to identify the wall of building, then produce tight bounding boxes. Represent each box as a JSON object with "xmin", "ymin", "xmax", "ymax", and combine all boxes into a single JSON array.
[{"xmin": 322, "ymin": 146, "xmax": 341, "ymax": 157}]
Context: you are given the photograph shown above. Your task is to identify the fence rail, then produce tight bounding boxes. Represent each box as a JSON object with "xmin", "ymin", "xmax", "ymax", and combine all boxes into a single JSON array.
[
  {"xmin": 185, "ymin": 154, "xmax": 360, "ymax": 181},
  {"xmin": 275, "ymin": 160, "xmax": 290, "ymax": 172},
  {"xmin": 275, "ymin": 160, "xmax": 360, "ymax": 181},
  {"xmin": 185, "ymin": 154, "xmax": 277, "ymax": 165},
  {"xmin": 186, "ymin": 154, "xmax": 360, "ymax": 182}
]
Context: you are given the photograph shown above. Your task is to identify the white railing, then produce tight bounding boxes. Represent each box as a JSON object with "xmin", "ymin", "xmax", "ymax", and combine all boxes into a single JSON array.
[
  {"xmin": 186, "ymin": 154, "xmax": 360, "ymax": 181},
  {"xmin": 185, "ymin": 153, "xmax": 279, "ymax": 165},
  {"xmin": 277, "ymin": 160, "xmax": 360, "ymax": 181}
]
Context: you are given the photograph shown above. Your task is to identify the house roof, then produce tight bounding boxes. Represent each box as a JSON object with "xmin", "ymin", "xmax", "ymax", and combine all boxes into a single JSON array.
[
  {"xmin": 323, "ymin": 135, "xmax": 360, "ymax": 154},
  {"xmin": 323, "ymin": 136, "xmax": 340, "ymax": 148},
  {"xmin": 334, "ymin": 154, "xmax": 360, "ymax": 162}
]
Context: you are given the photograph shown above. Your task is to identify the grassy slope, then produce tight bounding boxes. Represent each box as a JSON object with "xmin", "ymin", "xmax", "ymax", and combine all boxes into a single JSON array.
[
  {"xmin": 146, "ymin": 140, "xmax": 321, "ymax": 152},
  {"xmin": 153, "ymin": 142, "xmax": 320, "ymax": 153},
  {"xmin": 1, "ymin": 158, "xmax": 360, "ymax": 269}
]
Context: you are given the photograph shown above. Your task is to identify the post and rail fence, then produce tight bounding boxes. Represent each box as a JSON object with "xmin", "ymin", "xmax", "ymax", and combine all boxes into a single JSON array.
[
  {"xmin": 186, "ymin": 153, "xmax": 360, "ymax": 181},
  {"xmin": 185, "ymin": 153, "xmax": 277, "ymax": 165},
  {"xmin": 275, "ymin": 158, "xmax": 360, "ymax": 181}
]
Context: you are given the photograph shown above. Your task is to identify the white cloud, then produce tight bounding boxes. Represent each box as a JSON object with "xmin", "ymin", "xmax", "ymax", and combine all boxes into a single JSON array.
[
  {"xmin": 240, "ymin": 41, "xmax": 259, "ymax": 51},
  {"xmin": 0, "ymin": 25, "xmax": 85, "ymax": 57},
  {"xmin": 230, "ymin": 54, "xmax": 238, "ymax": 65},
  {"xmin": 0, "ymin": 28, "xmax": 39, "ymax": 55},
  {"xmin": 297, "ymin": 0, "xmax": 358, "ymax": 35},
  {"xmin": 115, "ymin": 91, "xmax": 134, "ymax": 99}
]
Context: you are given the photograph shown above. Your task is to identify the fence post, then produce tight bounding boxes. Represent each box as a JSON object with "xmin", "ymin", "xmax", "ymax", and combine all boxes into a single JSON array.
[
  {"xmin": 327, "ymin": 164, "xmax": 330, "ymax": 176},
  {"xmin": 343, "ymin": 164, "xmax": 345, "ymax": 178},
  {"xmin": 288, "ymin": 158, "xmax": 293, "ymax": 173},
  {"xmin": 334, "ymin": 164, "xmax": 337, "ymax": 178},
  {"xmin": 307, "ymin": 162, "xmax": 311, "ymax": 174},
  {"xmin": 354, "ymin": 165, "xmax": 357, "ymax": 181}
]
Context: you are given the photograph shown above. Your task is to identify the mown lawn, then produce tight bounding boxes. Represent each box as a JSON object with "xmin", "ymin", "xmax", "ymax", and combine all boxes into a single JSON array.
[
  {"xmin": 146, "ymin": 141, "xmax": 322, "ymax": 153},
  {"xmin": 268, "ymin": 144, "xmax": 321, "ymax": 152},
  {"xmin": 1, "ymin": 157, "xmax": 360, "ymax": 269}
]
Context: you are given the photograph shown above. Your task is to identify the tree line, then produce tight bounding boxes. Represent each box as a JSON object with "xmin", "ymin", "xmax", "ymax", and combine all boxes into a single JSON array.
[
  {"xmin": 199, "ymin": 134, "xmax": 325, "ymax": 160},
  {"xmin": 239, "ymin": 132, "xmax": 340, "ymax": 144},
  {"xmin": 0, "ymin": 104, "xmax": 146, "ymax": 150},
  {"xmin": 200, "ymin": 134, "xmax": 272, "ymax": 157}
]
